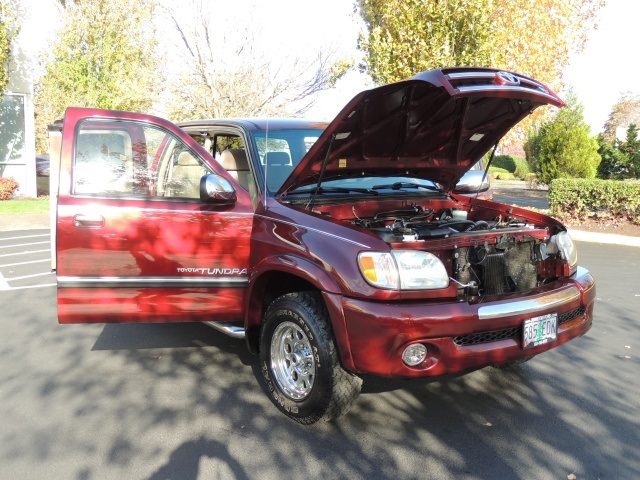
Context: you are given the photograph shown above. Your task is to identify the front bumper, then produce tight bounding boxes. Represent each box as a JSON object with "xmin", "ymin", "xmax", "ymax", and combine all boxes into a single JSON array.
[{"xmin": 337, "ymin": 267, "xmax": 595, "ymax": 378}]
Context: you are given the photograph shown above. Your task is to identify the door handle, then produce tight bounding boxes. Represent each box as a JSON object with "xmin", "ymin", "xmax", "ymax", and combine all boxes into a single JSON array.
[{"xmin": 73, "ymin": 214, "xmax": 105, "ymax": 228}]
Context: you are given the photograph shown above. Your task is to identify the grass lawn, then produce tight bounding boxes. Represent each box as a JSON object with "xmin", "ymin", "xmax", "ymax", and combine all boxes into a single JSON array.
[{"xmin": 0, "ymin": 197, "xmax": 51, "ymax": 214}]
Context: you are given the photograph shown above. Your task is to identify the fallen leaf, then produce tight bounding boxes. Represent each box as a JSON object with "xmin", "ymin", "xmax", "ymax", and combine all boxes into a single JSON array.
[
  {"xmin": 567, "ymin": 474, "xmax": 577, "ymax": 480},
  {"xmin": 484, "ymin": 422, "xmax": 493, "ymax": 427},
  {"xmin": 625, "ymin": 346, "xmax": 631, "ymax": 349}
]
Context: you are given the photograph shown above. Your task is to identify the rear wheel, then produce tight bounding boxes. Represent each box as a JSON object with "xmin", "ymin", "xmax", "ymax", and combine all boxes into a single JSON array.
[{"xmin": 259, "ymin": 291, "xmax": 362, "ymax": 424}]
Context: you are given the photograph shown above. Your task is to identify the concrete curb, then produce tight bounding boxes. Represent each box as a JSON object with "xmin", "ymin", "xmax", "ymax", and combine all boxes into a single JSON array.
[{"xmin": 568, "ymin": 229, "xmax": 640, "ymax": 248}]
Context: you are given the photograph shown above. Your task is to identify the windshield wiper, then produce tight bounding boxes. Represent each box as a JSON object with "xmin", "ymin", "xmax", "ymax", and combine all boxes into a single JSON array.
[
  {"xmin": 371, "ymin": 182, "xmax": 442, "ymax": 192},
  {"xmin": 292, "ymin": 186, "xmax": 379, "ymax": 196}
]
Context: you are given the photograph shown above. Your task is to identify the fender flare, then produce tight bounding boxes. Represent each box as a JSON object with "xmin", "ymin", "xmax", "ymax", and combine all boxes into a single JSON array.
[{"xmin": 244, "ymin": 254, "xmax": 356, "ymax": 371}]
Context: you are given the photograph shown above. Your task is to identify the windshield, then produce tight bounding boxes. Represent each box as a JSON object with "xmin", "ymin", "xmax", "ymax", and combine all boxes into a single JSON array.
[{"xmin": 250, "ymin": 129, "xmax": 323, "ymax": 193}]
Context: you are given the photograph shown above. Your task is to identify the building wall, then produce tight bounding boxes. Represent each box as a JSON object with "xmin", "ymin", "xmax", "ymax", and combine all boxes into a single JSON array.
[{"xmin": 1, "ymin": 0, "xmax": 59, "ymax": 197}]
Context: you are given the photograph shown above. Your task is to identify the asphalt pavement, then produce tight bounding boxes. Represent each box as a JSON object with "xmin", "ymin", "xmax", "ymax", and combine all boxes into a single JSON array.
[{"xmin": 0, "ymin": 229, "xmax": 639, "ymax": 479}]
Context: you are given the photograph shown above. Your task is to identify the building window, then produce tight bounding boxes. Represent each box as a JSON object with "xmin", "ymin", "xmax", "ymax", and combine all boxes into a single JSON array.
[{"xmin": 0, "ymin": 94, "xmax": 26, "ymax": 169}]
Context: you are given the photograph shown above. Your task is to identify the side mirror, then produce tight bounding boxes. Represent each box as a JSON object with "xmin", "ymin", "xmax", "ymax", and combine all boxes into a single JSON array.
[
  {"xmin": 200, "ymin": 174, "xmax": 237, "ymax": 204},
  {"xmin": 454, "ymin": 170, "xmax": 490, "ymax": 194}
]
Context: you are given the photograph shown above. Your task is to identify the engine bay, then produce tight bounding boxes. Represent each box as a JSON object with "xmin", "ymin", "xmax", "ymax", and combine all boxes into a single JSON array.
[
  {"xmin": 346, "ymin": 203, "xmax": 561, "ymax": 299},
  {"xmin": 351, "ymin": 204, "xmax": 541, "ymax": 243}
]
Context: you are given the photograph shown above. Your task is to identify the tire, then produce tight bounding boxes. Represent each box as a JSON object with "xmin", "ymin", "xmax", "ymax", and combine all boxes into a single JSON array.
[{"xmin": 259, "ymin": 291, "xmax": 362, "ymax": 424}]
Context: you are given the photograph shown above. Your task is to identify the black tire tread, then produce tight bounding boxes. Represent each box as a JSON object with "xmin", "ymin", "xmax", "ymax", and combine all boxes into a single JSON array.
[{"xmin": 263, "ymin": 291, "xmax": 362, "ymax": 424}]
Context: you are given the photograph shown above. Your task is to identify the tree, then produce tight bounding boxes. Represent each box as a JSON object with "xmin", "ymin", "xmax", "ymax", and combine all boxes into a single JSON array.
[
  {"xmin": 356, "ymin": 0, "xmax": 604, "ymax": 144},
  {"xmin": 0, "ymin": 0, "xmax": 17, "ymax": 93},
  {"xmin": 602, "ymin": 93, "xmax": 640, "ymax": 142},
  {"xmin": 34, "ymin": 0, "xmax": 163, "ymax": 151},
  {"xmin": 162, "ymin": 0, "xmax": 348, "ymax": 121},
  {"xmin": 619, "ymin": 124, "xmax": 640, "ymax": 178},
  {"xmin": 525, "ymin": 94, "xmax": 600, "ymax": 184},
  {"xmin": 357, "ymin": 0, "xmax": 603, "ymax": 89},
  {"xmin": 357, "ymin": 0, "xmax": 495, "ymax": 85},
  {"xmin": 596, "ymin": 134, "xmax": 628, "ymax": 179}
]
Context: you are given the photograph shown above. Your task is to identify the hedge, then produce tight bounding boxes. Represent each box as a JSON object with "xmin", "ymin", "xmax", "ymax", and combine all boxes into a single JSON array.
[
  {"xmin": 488, "ymin": 166, "xmax": 515, "ymax": 180},
  {"xmin": 492, "ymin": 155, "xmax": 530, "ymax": 179},
  {"xmin": 0, "ymin": 177, "xmax": 19, "ymax": 200},
  {"xmin": 549, "ymin": 178, "xmax": 640, "ymax": 224}
]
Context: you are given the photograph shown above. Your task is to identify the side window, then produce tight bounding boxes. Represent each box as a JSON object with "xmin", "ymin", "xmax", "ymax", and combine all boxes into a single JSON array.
[
  {"xmin": 188, "ymin": 132, "xmax": 254, "ymax": 195},
  {"xmin": 73, "ymin": 120, "xmax": 211, "ymax": 199}
]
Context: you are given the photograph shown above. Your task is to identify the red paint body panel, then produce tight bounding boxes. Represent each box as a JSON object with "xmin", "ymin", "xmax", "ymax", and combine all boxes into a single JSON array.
[
  {"xmin": 58, "ymin": 287, "xmax": 245, "ymax": 323},
  {"xmin": 340, "ymin": 269, "xmax": 595, "ymax": 377}
]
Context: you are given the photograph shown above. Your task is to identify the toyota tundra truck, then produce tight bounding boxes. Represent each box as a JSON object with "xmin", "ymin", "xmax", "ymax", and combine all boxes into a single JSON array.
[{"xmin": 50, "ymin": 67, "xmax": 596, "ymax": 424}]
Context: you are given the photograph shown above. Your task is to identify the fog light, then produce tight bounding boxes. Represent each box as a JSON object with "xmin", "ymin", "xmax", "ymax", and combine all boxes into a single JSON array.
[{"xmin": 402, "ymin": 343, "xmax": 427, "ymax": 367}]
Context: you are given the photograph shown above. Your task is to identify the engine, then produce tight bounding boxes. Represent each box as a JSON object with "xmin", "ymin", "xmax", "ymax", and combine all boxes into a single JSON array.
[
  {"xmin": 353, "ymin": 205, "xmax": 553, "ymax": 298},
  {"xmin": 352, "ymin": 205, "xmax": 538, "ymax": 242}
]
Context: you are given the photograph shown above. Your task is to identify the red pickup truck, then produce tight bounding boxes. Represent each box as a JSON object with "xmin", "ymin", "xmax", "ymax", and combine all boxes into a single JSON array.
[{"xmin": 51, "ymin": 67, "xmax": 595, "ymax": 424}]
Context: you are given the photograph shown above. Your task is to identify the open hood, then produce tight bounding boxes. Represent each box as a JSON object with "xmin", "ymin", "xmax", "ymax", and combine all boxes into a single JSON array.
[{"xmin": 278, "ymin": 67, "xmax": 563, "ymax": 195}]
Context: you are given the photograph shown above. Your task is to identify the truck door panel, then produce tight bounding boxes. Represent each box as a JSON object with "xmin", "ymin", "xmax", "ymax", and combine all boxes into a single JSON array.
[{"xmin": 56, "ymin": 108, "xmax": 252, "ymax": 324}]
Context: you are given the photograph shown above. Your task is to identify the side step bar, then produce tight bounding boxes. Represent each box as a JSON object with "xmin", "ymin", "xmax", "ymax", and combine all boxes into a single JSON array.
[{"xmin": 205, "ymin": 321, "xmax": 246, "ymax": 339}]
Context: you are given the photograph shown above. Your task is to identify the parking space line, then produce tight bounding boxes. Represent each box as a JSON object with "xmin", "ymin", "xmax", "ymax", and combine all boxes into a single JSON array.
[
  {"xmin": 3, "ymin": 283, "xmax": 56, "ymax": 291},
  {"xmin": 5, "ymin": 272, "xmax": 55, "ymax": 281},
  {"xmin": 0, "ymin": 273, "xmax": 9, "ymax": 291},
  {"xmin": 0, "ymin": 249, "xmax": 51, "ymax": 258},
  {"xmin": 0, "ymin": 233, "xmax": 50, "ymax": 241},
  {"xmin": 1, "ymin": 241, "xmax": 51, "ymax": 249},
  {"xmin": 0, "ymin": 259, "xmax": 50, "ymax": 268}
]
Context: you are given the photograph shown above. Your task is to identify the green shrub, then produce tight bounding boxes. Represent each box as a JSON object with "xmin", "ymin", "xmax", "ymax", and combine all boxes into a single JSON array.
[
  {"xmin": 492, "ymin": 155, "xmax": 530, "ymax": 179},
  {"xmin": 0, "ymin": 177, "xmax": 19, "ymax": 200},
  {"xmin": 549, "ymin": 178, "xmax": 640, "ymax": 224},
  {"xmin": 512, "ymin": 157, "xmax": 530, "ymax": 179},
  {"xmin": 493, "ymin": 155, "xmax": 516, "ymax": 172},
  {"xmin": 488, "ymin": 166, "xmax": 514, "ymax": 180},
  {"xmin": 525, "ymin": 94, "xmax": 601, "ymax": 184}
]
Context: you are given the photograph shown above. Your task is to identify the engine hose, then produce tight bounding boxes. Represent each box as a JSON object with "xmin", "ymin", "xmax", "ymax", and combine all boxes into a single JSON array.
[
  {"xmin": 466, "ymin": 220, "xmax": 489, "ymax": 232},
  {"xmin": 438, "ymin": 220, "xmax": 475, "ymax": 232}
]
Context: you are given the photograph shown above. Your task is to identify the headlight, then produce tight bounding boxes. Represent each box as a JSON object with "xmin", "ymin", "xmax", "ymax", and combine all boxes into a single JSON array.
[
  {"xmin": 549, "ymin": 231, "xmax": 578, "ymax": 273},
  {"xmin": 358, "ymin": 250, "xmax": 449, "ymax": 290}
]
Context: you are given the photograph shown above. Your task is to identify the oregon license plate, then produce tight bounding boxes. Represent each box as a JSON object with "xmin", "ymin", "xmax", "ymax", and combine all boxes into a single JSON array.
[{"xmin": 522, "ymin": 313, "xmax": 557, "ymax": 349}]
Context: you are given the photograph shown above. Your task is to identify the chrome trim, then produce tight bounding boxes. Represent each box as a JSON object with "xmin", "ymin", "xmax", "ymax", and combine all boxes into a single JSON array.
[
  {"xmin": 446, "ymin": 72, "xmax": 498, "ymax": 80},
  {"xmin": 57, "ymin": 276, "xmax": 249, "ymax": 288},
  {"xmin": 254, "ymin": 214, "xmax": 371, "ymax": 248},
  {"xmin": 477, "ymin": 286, "xmax": 581, "ymax": 320},
  {"xmin": 446, "ymin": 72, "xmax": 544, "ymax": 88},
  {"xmin": 205, "ymin": 321, "xmax": 246, "ymax": 339},
  {"xmin": 455, "ymin": 85, "xmax": 556, "ymax": 102}
]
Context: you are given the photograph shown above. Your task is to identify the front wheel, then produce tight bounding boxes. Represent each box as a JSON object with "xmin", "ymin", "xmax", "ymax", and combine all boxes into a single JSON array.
[{"xmin": 259, "ymin": 292, "xmax": 362, "ymax": 424}]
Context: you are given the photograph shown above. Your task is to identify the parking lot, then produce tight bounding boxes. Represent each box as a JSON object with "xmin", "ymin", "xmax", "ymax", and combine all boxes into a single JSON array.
[{"xmin": 1, "ymin": 228, "xmax": 639, "ymax": 479}]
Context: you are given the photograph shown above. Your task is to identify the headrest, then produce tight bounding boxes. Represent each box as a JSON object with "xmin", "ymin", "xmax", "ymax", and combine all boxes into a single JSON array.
[
  {"xmin": 177, "ymin": 151, "xmax": 200, "ymax": 166},
  {"xmin": 220, "ymin": 149, "xmax": 249, "ymax": 171},
  {"xmin": 265, "ymin": 151, "xmax": 291, "ymax": 167}
]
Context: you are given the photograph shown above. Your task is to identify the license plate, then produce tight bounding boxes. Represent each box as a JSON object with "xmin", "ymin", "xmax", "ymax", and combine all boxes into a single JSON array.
[{"xmin": 522, "ymin": 313, "xmax": 557, "ymax": 349}]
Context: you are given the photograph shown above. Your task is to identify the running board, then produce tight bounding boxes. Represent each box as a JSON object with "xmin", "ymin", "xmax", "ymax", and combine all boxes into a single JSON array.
[{"xmin": 204, "ymin": 321, "xmax": 246, "ymax": 339}]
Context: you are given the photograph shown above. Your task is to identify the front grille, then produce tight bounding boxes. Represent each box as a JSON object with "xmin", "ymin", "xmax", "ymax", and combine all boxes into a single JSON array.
[
  {"xmin": 452, "ymin": 305, "xmax": 587, "ymax": 347},
  {"xmin": 453, "ymin": 326, "xmax": 519, "ymax": 347},
  {"xmin": 558, "ymin": 305, "xmax": 586, "ymax": 325}
]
